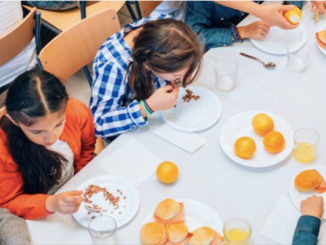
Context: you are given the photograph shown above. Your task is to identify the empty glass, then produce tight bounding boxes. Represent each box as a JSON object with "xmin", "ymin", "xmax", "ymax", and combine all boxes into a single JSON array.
[
  {"xmin": 88, "ymin": 215, "xmax": 118, "ymax": 245},
  {"xmin": 287, "ymin": 43, "xmax": 310, "ymax": 73},
  {"xmin": 214, "ymin": 59, "xmax": 238, "ymax": 92},
  {"xmin": 292, "ymin": 128, "xmax": 320, "ymax": 164},
  {"xmin": 223, "ymin": 218, "xmax": 252, "ymax": 245}
]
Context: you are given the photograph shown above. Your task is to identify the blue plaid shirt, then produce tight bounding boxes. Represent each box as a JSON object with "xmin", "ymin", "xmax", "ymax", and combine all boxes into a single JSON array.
[{"xmin": 90, "ymin": 14, "xmax": 168, "ymax": 138}]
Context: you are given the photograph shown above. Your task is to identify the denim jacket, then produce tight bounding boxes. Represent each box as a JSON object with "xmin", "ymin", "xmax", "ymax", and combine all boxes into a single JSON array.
[
  {"xmin": 185, "ymin": 1, "xmax": 304, "ymax": 51},
  {"xmin": 292, "ymin": 215, "xmax": 321, "ymax": 245}
]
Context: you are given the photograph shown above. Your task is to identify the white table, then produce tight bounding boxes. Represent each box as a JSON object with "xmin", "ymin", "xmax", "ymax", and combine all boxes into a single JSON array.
[{"xmin": 27, "ymin": 3, "xmax": 326, "ymax": 244}]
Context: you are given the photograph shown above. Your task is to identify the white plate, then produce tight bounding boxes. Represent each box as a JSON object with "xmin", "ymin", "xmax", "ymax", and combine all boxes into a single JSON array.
[
  {"xmin": 251, "ymin": 25, "xmax": 307, "ymax": 55},
  {"xmin": 316, "ymin": 26, "xmax": 326, "ymax": 56},
  {"xmin": 219, "ymin": 111, "xmax": 293, "ymax": 168},
  {"xmin": 289, "ymin": 165, "xmax": 326, "ymax": 219},
  {"xmin": 72, "ymin": 175, "xmax": 140, "ymax": 228},
  {"xmin": 143, "ymin": 198, "xmax": 223, "ymax": 233},
  {"xmin": 161, "ymin": 86, "xmax": 222, "ymax": 132}
]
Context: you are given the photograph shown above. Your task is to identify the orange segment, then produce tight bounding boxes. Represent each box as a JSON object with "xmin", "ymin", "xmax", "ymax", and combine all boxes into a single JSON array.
[
  {"xmin": 234, "ymin": 137, "xmax": 256, "ymax": 159},
  {"xmin": 315, "ymin": 171, "xmax": 326, "ymax": 194},
  {"xmin": 156, "ymin": 161, "xmax": 179, "ymax": 184},
  {"xmin": 252, "ymin": 113, "xmax": 274, "ymax": 136},
  {"xmin": 284, "ymin": 6, "xmax": 302, "ymax": 24},
  {"xmin": 316, "ymin": 30, "xmax": 326, "ymax": 51},
  {"xmin": 263, "ymin": 131, "xmax": 285, "ymax": 154}
]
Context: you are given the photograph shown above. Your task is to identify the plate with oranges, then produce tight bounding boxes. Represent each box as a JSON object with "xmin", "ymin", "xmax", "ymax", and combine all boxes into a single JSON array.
[
  {"xmin": 219, "ymin": 111, "xmax": 293, "ymax": 168},
  {"xmin": 289, "ymin": 166, "xmax": 326, "ymax": 219}
]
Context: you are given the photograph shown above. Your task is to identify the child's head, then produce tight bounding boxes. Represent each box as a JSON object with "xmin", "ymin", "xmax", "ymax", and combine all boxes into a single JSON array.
[
  {"xmin": 1, "ymin": 69, "xmax": 68, "ymax": 193},
  {"xmin": 5, "ymin": 69, "xmax": 68, "ymax": 147},
  {"xmin": 129, "ymin": 18, "xmax": 204, "ymax": 100}
]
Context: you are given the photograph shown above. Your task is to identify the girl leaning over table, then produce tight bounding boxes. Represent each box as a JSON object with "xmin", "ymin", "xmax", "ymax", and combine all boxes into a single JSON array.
[
  {"xmin": 90, "ymin": 14, "xmax": 204, "ymax": 142},
  {"xmin": 0, "ymin": 69, "xmax": 96, "ymax": 219}
]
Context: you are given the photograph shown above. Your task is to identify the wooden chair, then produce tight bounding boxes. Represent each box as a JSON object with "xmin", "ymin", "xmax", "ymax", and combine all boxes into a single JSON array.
[
  {"xmin": 0, "ymin": 7, "xmax": 41, "ymax": 66},
  {"xmin": 138, "ymin": 1, "xmax": 161, "ymax": 18},
  {"xmin": 23, "ymin": 1, "xmax": 126, "ymax": 33},
  {"xmin": 39, "ymin": 8, "xmax": 121, "ymax": 154},
  {"xmin": 38, "ymin": 8, "xmax": 120, "ymax": 83}
]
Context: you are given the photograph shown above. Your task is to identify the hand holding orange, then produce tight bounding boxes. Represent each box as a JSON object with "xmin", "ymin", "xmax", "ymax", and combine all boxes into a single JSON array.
[
  {"xmin": 156, "ymin": 161, "xmax": 179, "ymax": 184},
  {"xmin": 283, "ymin": 6, "xmax": 302, "ymax": 25}
]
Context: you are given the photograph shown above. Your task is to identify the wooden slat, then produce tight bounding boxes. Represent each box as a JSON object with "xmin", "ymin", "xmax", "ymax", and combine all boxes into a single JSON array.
[
  {"xmin": 39, "ymin": 8, "xmax": 121, "ymax": 81},
  {"xmin": 0, "ymin": 8, "xmax": 35, "ymax": 66},
  {"xmin": 138, "ymin": 1, "xmax": 161, "ymax": 18},
  {"xmin": 24, "ymin": 1, "xmax": 125, "ymax": 32}
]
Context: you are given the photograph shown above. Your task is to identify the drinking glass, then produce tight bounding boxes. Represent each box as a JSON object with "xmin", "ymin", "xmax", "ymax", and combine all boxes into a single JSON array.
[
  {"xmin": 88, "ymin": 215, "xmax": 118, "ymax": 245},
  {"xmin": 292, "ymin": 128, "xmax": 319, "ymax": 164},
  {"xmin": 286, "ymin": 43, "xmax": 310, "ymax": 73},
  {"xmin": 213, "ymin": 59, "xmax": 238, "ymax": 92},
  {"xmin": 223, "ymin": 218, "xmax": 252, "ymax": 245}
]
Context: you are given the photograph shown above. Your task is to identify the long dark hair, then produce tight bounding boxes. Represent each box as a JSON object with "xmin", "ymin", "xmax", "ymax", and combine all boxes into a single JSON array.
[
  {"xmin": 128, "ymin": 18, "xmax": 204, "ymax": 100},
  {"xmin": 0, "ymin": 69, "xmax": 69, "ymax": 194}
]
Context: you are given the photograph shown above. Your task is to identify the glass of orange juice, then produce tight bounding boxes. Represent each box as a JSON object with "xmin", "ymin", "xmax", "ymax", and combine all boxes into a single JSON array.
[
  {"xmin": 223, "ymin": 219, "xmax": 251, "ymax": 245},
  {"xmin": 292, "ymin": 128, "xmax": 319, "ymax": 164}
]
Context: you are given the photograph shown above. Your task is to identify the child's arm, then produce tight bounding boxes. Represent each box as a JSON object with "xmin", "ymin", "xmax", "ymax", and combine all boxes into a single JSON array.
[
  {"xmin": 90, "ymin": 62, "xmax": 147, "ymax": 138},
  {"xmin": 292, "ymin": 196, "xmax": 323, "ymax": 245}
]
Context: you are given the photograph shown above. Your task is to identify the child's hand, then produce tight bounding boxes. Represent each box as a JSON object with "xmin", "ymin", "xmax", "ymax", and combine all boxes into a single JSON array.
[
  {"xmin": 237, "ymin": 20, "xmax": 271, "ymax": 40},
  {"xmin": 257, "ymin": 4, "xmax": 299, "ymax": 29},
  {"xmin": 301, "ymin": 195, "xmax": 324, "ymax": 219},
  {"xmin": 45, "ymin": 190, "xmax": 83, "ymax": 214},
  {"xmin": 312, "ymin": 1, "xmax": 326, "ymax": 15},
  {"xmin": 146, "ymin": 85, "xmax": 179, "ymax": 111}
]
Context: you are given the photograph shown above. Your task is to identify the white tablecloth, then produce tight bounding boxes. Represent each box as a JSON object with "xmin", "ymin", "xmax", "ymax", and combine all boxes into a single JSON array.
[{"xmin": 27, "ymin": 3, "xmax": 326, "ymax": 244}]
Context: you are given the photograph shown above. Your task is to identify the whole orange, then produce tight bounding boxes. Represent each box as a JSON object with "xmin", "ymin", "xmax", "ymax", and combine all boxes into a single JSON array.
[
  {"xmin": 234, "ymin": 137, "xmax": 256, "ymax": 159},
  {"xmin": 252, "ymin": 113, "xmax": 274, "ymax": 136},
  {"xmin": 283, "ymin": 6, "xmax": 302, "ymax": 25},
  {"xmin": 263, "ymin": 131, "xmax": 285, "ymax": 154},
  {"xmin": 156, "ymin": 161, "xmax": 179, "ymax": 184}
]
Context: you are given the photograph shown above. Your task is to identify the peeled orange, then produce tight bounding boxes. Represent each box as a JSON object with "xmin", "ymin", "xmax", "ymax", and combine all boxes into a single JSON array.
[
  {"xmin": 156, "ymin": 161, "xmax": 179, "ymax": 184},
  {"xmin": 283, "ymin": 6, "xmax": 302, "ymax": 25},
  {"xmin": 234, "ymin": 137, "xmax": 256, "ymax": 159},
  {"xmin": 263, "ymin": 131, "xmax": 285, "ymax": 154},
  {"xmin": 252, "ymin": 113, "xmax": 274, "ymax": 136}
]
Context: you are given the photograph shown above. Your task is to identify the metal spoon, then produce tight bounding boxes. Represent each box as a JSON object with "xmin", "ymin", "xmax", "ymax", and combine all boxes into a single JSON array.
[{"xmin": 240, "ymin": 52, "xmax": 276, "ymax": 69}]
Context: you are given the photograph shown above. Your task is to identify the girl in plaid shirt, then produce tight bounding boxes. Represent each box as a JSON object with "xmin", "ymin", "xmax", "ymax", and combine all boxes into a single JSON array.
[{"xmin": 91, "ymin": 15, "xmax": 203, "ymax": 140}]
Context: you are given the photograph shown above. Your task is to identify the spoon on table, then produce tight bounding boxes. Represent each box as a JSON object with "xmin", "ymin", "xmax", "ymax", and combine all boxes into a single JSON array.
[{"xmin": 240, "ymin": 52, "xmax": 276, "ymax": 69}]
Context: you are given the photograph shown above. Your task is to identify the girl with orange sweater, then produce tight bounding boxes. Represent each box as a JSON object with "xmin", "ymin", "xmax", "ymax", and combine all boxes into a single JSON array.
[{"xmin": 0, "ymin": 69, "xmax": 96, "ymax": 219}]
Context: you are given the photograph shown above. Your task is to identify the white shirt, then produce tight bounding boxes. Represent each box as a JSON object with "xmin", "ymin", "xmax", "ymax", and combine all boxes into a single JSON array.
[
  {"xmin": 0, "ymin": 1, "xmax": 36, "ymax": 87},
  {"xmin": 47, "ymin": 140, "xmax": 74, "ymax": 194},
  {"xmin": 151, "ymin": 1, "xmax": 185, "ymax": 20}
]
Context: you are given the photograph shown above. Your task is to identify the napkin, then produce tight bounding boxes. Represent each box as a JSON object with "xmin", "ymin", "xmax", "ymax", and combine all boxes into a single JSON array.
[
  {"xmin": 153, "ymin": 124, "xmax": 206, "ymax": 154},
  {"xmin": 261, "ymin": 195, "xmax": 300, "ymax": 244},
  {"xmin": 97, "ymin": 138, "xmax": 161, "ymax": 187}
]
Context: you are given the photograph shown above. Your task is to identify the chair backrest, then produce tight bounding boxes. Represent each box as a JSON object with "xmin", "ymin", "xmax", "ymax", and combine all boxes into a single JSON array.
[
  {"xmin": 0, "ymin": 8, "xmax": 36, "ymax": 66},
  {"xmin": 139, "ymin": 1, "xmax": 161, "ymax": 18},
  {"xmin": 39, "ymin": 8, "xmax": 121, "ymax": 82}
]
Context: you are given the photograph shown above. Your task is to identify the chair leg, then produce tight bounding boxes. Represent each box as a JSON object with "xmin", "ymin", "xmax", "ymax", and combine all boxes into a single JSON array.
[
  {"xmin": 126, "ymin": 1, "xmax": 138, "ymax": 21},
  {"xmin": 134, "ymin": 1, "xmax": 142, "ymax": 20},
  {"xmin": 82, "ymin": 66, "xmax": 92, "ymax": 87}
]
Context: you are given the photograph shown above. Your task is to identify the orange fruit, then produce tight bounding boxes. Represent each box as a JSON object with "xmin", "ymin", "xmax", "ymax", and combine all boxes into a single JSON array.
[
  {"xmin": 234, "ymin": 137, "xmax": 256, "ymax": 159},
  {"xmin": 252, "ymin": 113, "xmax": 274, "ymax": 136},
  {"xmin": 263, "ymin": 131, "xmax": 285, "ymax": 154},
  {"xmin": 156, "ymin": 161, "xmax": 179, "ymax": 184},
  {"xmin": 283, "ymin": 6, "xmax": 302, "ymax": 25},
  {"xmin": 316, "ymin": 30, "xmax": 326, "ymax": 51}
]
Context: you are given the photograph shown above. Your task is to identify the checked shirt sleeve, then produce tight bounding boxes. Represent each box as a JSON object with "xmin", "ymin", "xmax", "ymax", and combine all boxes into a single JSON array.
[{"xmin": 90, "ymin": 61, "xmax": 146, "ymax": 138}]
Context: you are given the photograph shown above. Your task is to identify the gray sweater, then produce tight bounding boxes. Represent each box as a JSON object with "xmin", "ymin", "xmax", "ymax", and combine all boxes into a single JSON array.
[{"xmin": 0, "ymin": 208, "xmax": 31, "ymax": 245}]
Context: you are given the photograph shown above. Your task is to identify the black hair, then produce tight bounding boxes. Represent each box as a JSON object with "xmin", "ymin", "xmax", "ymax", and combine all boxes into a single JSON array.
[{"xmin": 0, "ymin": 69, "xmax": 69, "ymax": 194}]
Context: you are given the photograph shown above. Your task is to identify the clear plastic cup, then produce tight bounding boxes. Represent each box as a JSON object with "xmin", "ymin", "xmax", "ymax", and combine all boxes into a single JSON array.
[
  {"xmin": 88, "ymin": 215, "xmax": 118, "ymax": 245},
  {"xmin": 292, "ymin": 128, "xmax": 319, "ymax": 164},
  {"xmin": 214, "ymin": 59, "xmax": 238, "ymax": 92},
  {"xmin": 223, "ymin": 218, "xmax": 252, "ymax": 245}
]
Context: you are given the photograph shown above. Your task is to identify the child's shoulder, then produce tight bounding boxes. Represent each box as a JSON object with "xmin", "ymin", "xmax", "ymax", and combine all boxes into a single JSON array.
[{"xmin": 65, "ymin": 98, "xmax": 91, "ymax": 122}]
